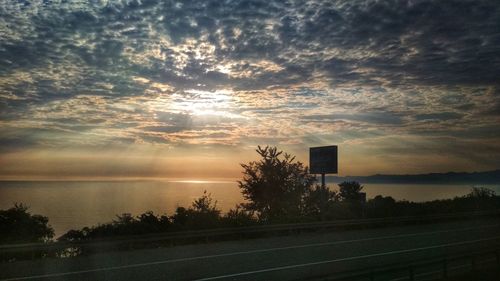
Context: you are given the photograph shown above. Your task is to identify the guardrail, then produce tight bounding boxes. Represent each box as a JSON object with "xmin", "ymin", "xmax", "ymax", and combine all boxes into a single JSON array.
[
  {"xmin": 1, "ymin": 209, "xmax": 500, "ymax": 262},
  {"xmin": 314, "ymin": 247, "xmax": 500, "ymax": 281}
]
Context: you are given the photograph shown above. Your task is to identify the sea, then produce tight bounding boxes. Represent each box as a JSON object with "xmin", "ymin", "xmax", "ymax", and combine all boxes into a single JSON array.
[{"xmin": 1, "ymin": 180, "xmax": 499, "ymax": 238}]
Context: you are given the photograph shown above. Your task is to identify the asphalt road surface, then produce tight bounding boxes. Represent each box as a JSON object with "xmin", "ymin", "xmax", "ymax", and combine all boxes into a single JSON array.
[{"xmin": 1, "ymin": 218, "xmax": 500, "ymax": 281}]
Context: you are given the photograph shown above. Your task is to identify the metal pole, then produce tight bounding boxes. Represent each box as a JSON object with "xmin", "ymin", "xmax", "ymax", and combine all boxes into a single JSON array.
[{"xmin": 321, "ymin": 173, "xmax": 325, "ymax": 187}]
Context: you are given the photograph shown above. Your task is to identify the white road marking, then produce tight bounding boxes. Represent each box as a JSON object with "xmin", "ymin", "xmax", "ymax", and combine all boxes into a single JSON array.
[
  {"xmin": 1, "ymin": 224, "xmax": 498, "ymax": 281},
  {"xmin": 194, "ymin": 236, "xmax": 500, "ymax": 280}
]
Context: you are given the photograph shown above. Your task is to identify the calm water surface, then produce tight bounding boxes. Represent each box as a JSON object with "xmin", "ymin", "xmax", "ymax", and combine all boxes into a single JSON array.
[{"xmin": 1, "ymin": 180, "xmax": 498, "ymax": 237}]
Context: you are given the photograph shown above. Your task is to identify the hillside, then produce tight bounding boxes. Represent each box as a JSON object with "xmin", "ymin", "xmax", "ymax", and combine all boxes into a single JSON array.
[{"xmin": 328, "ymin": 170, "xmax": 500, "ymax": 184}]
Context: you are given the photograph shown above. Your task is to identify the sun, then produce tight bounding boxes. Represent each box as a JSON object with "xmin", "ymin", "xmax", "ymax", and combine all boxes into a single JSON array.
[{"xmin": 173, "ymin": 89, "xmax": 241, "ymax": 119}]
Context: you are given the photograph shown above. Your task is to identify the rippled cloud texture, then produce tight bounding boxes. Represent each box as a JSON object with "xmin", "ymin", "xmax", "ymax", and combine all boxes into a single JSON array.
[{"xmin": 1, "ymin": 0, "xmax": 499, "ymax": 178}]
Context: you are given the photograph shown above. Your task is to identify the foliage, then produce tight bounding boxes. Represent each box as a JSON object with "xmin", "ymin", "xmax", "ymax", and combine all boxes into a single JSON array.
[
  {"xmin": 0, "ymin": 203, "xmax": 54, "ymax": 244},
  {"xmin": 60, "ymin": 191, "xmax": 221, "ymax": 241},
  {"xmin": 303, "ymin": 184, "xmax": 338, "ymax": 220},
  {"xmin": 364, "ymin": 187, "xmax": 500, "ymax": 218},
  {"xmin": 365, "ymin": 195, "xmax": 397, "ymax": 218},
  {"xmin": 336, "ymin": 181, "xmax": 365, "ymax": 217},
  {"xmin": 338, "ymin": 181, "xmax": 364, "ymax": 202},
  {"xmin": 467, "ymin": 186, "xmax": 496, "ymax": 198},
  {"xmin": 238, "ymin": 146, "xmax": 316, "ymax": 222},
  {"xmin": 171, "ymin": 191, "xmax": 221, "ymax": 230},
  {"xmin": 59, "ymin": 211, "xmax": 171, "ymax": 241},
  {"xmin": 221, "ymin": 205, "xmax": 257, "ymax": 227}
]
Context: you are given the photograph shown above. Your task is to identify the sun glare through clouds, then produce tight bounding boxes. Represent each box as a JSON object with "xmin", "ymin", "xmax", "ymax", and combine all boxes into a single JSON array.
[{"xmin": 0, "ymin": 0, "xmax": 499, "ymax": 180}]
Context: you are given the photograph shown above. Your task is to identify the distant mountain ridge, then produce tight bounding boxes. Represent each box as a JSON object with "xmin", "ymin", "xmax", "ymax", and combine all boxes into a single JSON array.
[{"xmin": 328, "ymin": 170, "xmax": 500, "ymax": 184}]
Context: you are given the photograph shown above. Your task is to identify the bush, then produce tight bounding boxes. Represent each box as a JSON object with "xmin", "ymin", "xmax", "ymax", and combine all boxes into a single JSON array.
[
  {"xmin": 221, "ymin": 205, "xmax": 257, "ymax": 227},
  {"xmin": 171, "ymin": 191, "xmax": 221, "ymax": 230},
  {"xmin": 303, "ymin": 185, "xmax": 338, "ymax": 220},
  {"xmin": 0, "ymin": 203, "xmax": 54, "ymax": 244}
]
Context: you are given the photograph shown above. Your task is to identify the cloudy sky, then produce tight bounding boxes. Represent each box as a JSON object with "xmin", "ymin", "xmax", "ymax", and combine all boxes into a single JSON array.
[{"xmin": 1, "ymin": 0, "xmax": 499, "ymax": 179}]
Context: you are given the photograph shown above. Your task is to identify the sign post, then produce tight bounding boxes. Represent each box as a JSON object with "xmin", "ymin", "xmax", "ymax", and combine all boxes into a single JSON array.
[{"xmin": 309, "ymin": 145, "xmax": 338, "ymax": 187}]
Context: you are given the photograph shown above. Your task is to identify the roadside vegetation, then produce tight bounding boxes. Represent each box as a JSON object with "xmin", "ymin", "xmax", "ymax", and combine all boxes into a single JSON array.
[
  {"xmin": 1, "ymin": 146, "xmax": 499, "ymax": 244},
  {"xmin": 0, "ymin": 203, "xmax": 54, "ymax": 244}
]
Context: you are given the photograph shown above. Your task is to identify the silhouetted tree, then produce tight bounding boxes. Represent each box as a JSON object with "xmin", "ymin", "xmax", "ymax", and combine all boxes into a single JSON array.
[
  {"xmin": 304, "ymin": 185, "xmax": 339, "ymax": 220},
  {"xmin": 337, "ymin": 181, "xmax": 365, "ymax": 218},
  {"xmin": 171, "ymin": 191, "xmax": 221, "ymax": 229},
  {"xmin": 114, "ymin": 213, "xmax": 135, "ymax": 225},
  {"xmin": 465, "ymin": 186, "xmax": 498, "ymax": 211},
  {"xmin": 467, "ymin": 186, "xmax": 496, "ymax": 198},
  {"xmin": 365, "ymin": 195, "xmax": 397, "ymax": 218},
  {"xmin": 59, "ymin": 211, "xmax": 171, "ymax": 241},
  {"xmin": 170, "ymin": 207, "xmax": 189, "ymax": 227},
  {"xmin": 338, "ymin": 181, "xmax": 364, "ymax": 202},
  {"xmin": 192, "ymin": 191, "xmax": 219, "ymax": 213},
  {"xmin": 238, "ymin": 146, "xmax": 316, "ymax": 222},
  {"xmin": 0, "ymin": 203, "xmax": 54, "ymax": 244},
  {"xmin": 58, "ymin": 229, "xmax": 87, "ymax": 242},
  {"xmin": 221, "ymin": 205, "xmax": 257, "ymax": 227}
]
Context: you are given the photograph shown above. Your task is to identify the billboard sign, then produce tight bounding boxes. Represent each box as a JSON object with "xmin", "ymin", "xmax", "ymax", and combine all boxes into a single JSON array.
[{"xmin": 309, "ymin": 145, "xmax": 338, "ymax": 174}]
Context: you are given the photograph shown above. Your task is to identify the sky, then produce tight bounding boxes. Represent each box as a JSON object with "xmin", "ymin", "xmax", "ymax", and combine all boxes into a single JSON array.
[{"xmin": 1, "ymin": 0, "xmax": 499, "ymax": 180}]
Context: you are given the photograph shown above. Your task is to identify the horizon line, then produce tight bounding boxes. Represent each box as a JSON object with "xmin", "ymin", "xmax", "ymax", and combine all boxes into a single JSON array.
[
  {"xmin": 1, "ymin": 168, "xmax": 499, "ymax": 183},
  {"xmin": 0, "ymin": 176, "xmax": 240, "ymax": 183}
]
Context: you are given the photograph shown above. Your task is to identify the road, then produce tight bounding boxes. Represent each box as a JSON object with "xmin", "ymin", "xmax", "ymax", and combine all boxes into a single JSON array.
[{"xmin": 1, "ymin": 218, "xmax": 499, "ymax": 281}]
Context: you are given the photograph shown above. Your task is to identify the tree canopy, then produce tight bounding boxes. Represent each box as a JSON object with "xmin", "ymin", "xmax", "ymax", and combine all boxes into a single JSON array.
[
  {"xmin": 338, "ymin": 181, "xmax": 364, "ymax": 202},
  {"xmin": 0, "ymin": 203, "xmax": 54, "ymax": 244},
  {"xmin": 238, "ymin": 146, "xmax": 316, "ymax": 222}
]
